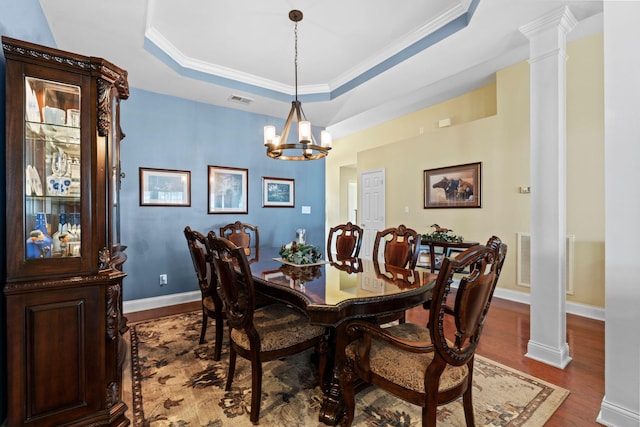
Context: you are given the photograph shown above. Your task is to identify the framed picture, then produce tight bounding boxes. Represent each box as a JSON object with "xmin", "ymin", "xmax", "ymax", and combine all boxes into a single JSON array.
[
  {"xmin": 262, "ymin": 177, "xmax": 295, "ymax": 208},
  {"xmin": 139, "ymin": 167, "xmax": 191, "ymax": 207},
  {"xmin": 424, "ymin": 162, "xmax": 481, "ymax": 209},
  {"xmin": 208, "ymin": 165, "xmax": 248, "ymax": 214}
]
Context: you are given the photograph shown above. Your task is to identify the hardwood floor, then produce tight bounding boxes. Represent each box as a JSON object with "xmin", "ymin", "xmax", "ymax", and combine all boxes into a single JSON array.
[{"xmin": 126, "ymin": 297, "xmax": 605, "ymax": 426}]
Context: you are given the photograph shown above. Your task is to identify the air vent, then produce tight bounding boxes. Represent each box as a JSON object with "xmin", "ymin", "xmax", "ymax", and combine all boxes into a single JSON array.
[
  {"xmin": 516, "ymin": 232, "xmax": 575, "ymax": 295},
  {"xmin": 228, "ymin": 94, "xmax": 254, "ymax": 105}
]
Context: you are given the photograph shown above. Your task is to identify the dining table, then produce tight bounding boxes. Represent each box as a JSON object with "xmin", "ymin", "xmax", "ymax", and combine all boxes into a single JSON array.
[{"xmin": 250, "ymin": 246, "xmax": 438, "ymax": 425}]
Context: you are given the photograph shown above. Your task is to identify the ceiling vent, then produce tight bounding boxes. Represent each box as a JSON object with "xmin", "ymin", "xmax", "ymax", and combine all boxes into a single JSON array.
[{"xmin": 228, "ymin": 94, "xmax": 254, "ymax": 105}]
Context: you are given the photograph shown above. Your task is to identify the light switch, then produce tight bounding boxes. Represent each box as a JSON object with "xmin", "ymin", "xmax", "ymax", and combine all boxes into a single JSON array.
[{"xmin": 302, "ymin": 206, "xmax": 311, "ymax": 214}]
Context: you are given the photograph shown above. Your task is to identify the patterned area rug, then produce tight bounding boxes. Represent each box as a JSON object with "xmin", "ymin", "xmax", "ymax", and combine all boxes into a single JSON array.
[{"xmin": 123, "ymin": 311, "xmax": 568, "ymax": 426}]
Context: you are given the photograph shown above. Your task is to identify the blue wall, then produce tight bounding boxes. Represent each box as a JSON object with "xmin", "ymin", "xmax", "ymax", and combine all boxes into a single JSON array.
[
  {"xmin": 119, "ymin": 89, "xmax": 326, "ymax": 300},
  {"xmin": 0, "ymin": 0, "xmax": 56, "ymax": 421}
]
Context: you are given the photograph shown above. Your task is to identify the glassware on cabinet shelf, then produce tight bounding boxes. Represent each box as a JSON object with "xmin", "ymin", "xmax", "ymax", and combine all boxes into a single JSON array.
[
  {"xmin": 26, "ymin": 212, "xmax": 52, "ymax": 259},
  {"xmin": 23, "ymin": 76, "xmax": 82, "ymax": 261}
]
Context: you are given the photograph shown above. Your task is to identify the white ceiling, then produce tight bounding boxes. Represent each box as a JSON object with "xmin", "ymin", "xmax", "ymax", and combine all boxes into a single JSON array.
[{"xmin": 39, "ymin": 0, "xmax": 602, "ymax": 139}]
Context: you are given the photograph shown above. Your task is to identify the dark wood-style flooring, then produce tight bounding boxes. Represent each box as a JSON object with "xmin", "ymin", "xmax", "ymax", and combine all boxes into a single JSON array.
[{"xmin": 126, "ymin": 297, "xmax": 604, "ymax": 426}]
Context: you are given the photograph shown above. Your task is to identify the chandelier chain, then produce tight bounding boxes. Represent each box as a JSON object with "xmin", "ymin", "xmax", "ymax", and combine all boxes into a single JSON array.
[{"xmin": 294, "ymin": 21, "xmax": 298, "ymax": 101}]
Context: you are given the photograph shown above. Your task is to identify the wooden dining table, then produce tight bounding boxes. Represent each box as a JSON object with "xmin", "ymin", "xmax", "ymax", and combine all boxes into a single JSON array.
[{"xmin": 250, "ymin": 246, "xmax": 438, "ymax": 425}]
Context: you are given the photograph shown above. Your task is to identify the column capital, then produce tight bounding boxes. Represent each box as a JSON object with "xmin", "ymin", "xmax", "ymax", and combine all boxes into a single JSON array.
[{"xmin": 519, "ymin": 5, "xmax": 577, "ymax": 40}]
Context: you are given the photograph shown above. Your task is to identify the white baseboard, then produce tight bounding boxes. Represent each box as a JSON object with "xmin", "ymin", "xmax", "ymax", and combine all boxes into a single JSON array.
[
  {"xmin": 492, "ymin": 287, "xmax": 605, "ymax": 321},
  {"xmin": 123, "ymin": 291, "xmax": 200, "ymax": 314},
  {"xmin": 123, "ymin": 287, "xmax": 605, "ymax": 322},
  {"xmin": 597, "ymin": 397, "xmax": 640, "ymax": 427}
]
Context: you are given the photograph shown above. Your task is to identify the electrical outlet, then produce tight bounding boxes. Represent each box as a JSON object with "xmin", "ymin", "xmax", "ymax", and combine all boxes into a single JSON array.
[{"xmin": 159, "ymin": 274, "xmax": 167, "ymax": 286}]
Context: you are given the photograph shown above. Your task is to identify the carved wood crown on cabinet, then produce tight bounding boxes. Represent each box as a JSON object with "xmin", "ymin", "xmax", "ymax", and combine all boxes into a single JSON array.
[{"xmin": 3, "ymin": 36, "xmax": 130, "ymax": 427}]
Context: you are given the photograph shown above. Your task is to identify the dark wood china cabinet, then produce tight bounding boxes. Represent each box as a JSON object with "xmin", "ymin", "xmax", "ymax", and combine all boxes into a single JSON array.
[{"xmin": 3, "ymin": 37, "xmax": 130, "ymax": 426}]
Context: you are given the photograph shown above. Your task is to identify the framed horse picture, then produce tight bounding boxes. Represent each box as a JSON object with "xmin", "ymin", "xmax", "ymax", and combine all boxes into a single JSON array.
[{"xmin": 424, "ymin": 162, "xmax": 481, "ymax": 209}]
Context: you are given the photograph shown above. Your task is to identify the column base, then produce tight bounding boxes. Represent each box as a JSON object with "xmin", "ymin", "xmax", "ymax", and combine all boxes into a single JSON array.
[{"xmin": 526, "ymin": 339, "xmax": 572, "ymax": 369}]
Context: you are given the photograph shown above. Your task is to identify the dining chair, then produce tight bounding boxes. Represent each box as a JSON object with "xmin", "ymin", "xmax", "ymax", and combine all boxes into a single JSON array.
[
  {"xmin": 327, "ymin": 222, "xmax": 363, "ymax": 261},
  {"xmin": 372, "ymin": 224, "xmax": 420, "ymax": 269},
  {"xmin": 338, "ymin": 236, "xmax": 507, "ymax": 427},
  {"xmin": 206, "ymin": 232, "xmax": 327, "ymax": 424},
  {"xmin": 219, "ymin": 221, "xmax": 260, "ymax": 263},
  {"xmin": 183, "ymin": 226, "xmax": 224, "ymax": 360},
  {"xmin": 371, "ymin": 224, "xmax": 421, "ymax": 323}
]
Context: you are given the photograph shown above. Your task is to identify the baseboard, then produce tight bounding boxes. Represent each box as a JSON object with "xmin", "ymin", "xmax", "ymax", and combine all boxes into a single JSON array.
[
  {"xmin": 123, "ymin": 291, "xmax": 200, "ymax": 314},
  {"xmin": 492, "ymin": 287, "xmax": 605, "ymax": 321},
  {"xmin": 597, "ymin": 397, "xmax": 640, "ymax": 427},
  {"xmin": 123, "ymin": 287, "xmax": 605, "ymax": 322}
]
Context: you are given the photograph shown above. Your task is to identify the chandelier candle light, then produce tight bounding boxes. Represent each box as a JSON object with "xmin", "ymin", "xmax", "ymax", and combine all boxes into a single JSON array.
[{"xmin": 263, "ymin": 10, "xmax": 332, "ymax": 160}]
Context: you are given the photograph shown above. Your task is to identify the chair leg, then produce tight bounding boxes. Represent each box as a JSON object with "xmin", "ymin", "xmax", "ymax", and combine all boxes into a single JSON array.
[
  {"xmin": 462, "ymin": 365, "xmax": 475, "ymax": 426},
  {"xmin": 422, "ymin": 403, "xmax": 438, "ymax": 426},
  {"xmin": 199, "ymin": 309, "xmax": 208, "ymax": 344},
  {"xmin": 213, "ymin": 314, "xmax": 223, "ymax": 361},
  {"xmin": 226, "ymin": 345, "xmax": 236, "ymax": 391},
  {"xmin": 249, "ymin": 358, "xmax": 263, "ymax": 423}
]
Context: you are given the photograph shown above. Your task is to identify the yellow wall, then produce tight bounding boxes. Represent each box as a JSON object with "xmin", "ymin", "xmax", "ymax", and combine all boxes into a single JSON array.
[{"xmin": 326, "ymin": 33, "xmax": 604, "ymax": 308}]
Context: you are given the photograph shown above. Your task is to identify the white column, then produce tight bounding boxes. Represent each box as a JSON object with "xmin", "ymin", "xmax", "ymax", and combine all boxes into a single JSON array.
[
  {"xmin": 519, "ymin": 6, "xmax": 576, "ymax": 369},
  {"xmin": 598, "ymin": 3, "xmax": 640, "ymax": 426}
]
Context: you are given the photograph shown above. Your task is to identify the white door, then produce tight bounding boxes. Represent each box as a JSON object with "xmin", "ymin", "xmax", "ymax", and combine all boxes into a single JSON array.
[{"xmin": 359, "ymin": 169, "xmax": 385, "ymax": 259}]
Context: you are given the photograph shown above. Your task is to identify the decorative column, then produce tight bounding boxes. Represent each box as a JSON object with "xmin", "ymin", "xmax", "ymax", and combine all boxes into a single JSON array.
[
  {"xmin": 519, "ymin": 6, "xmax": 576, "ymax": 368},
  {"xmin": 598, "ymin": 3, "xmax": 640, "ymax": 425}
]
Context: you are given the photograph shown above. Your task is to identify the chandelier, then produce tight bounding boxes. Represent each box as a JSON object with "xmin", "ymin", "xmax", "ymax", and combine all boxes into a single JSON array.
[{"xmin": 263, "ymin": 10, "xmax": 332, "ymax": 160}]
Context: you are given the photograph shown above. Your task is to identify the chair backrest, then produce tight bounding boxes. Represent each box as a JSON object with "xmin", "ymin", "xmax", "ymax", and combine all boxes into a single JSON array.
[
  {"xmin": 427, "ymin": 236, "xmax": 507, "ymax": 366},
  {"xmin": 184, "ymin": 226, "xmax": 212, "ymax": 296},
  {"xmin": 206, "ymin": 232, "xmax": 256, "ymax": 331},
  {"xmin": 220, "ymin": 221, "xmax": 259, "ymax": 263},
  {"xmin": 372, "ymin": 224, "xmax": 420, "ymax": 269},
  {"xmin": 327, "ymin": 222, "xmax": 363, "ymax": 260}
]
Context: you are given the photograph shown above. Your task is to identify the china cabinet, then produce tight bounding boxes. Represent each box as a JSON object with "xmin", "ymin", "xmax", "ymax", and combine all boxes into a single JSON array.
[{"xmin": 3, "ymin": 37, "xmax": 130, "ymax": 426}]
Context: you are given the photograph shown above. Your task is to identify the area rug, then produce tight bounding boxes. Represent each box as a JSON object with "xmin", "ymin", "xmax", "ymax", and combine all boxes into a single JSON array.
[{"xmin": 123, "ymin": 311, "xmax": 568, "ymax": 426}]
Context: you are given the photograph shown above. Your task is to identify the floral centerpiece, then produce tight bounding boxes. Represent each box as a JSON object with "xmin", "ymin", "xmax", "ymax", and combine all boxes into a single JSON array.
[
  {"xmin": 421, "ymin": 224, "xmax": 464, "ymax": 243},
  {"xmin": 279, "ymin": 241, "xmax": 322, "ymax": 265}
]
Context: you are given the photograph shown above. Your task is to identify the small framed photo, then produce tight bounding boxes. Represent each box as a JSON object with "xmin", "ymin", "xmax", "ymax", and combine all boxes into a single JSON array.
[
  {"xmin": 139, "ymin": 167, "xmax": 191, "ymax": 207},
  {"xmin": 208, "ymin": 165, "xmax": 248, "ymax": 214},
  {"xmin": 262, "ymin": 177, "xmax": 295, "ymax": 208},
  {"xmin": 424, "ymin": 162, "xmax": 481, "ymax": 209}
]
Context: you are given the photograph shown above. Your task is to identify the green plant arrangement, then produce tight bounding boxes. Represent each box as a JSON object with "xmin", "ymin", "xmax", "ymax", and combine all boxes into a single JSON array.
[
  {"xmin": 279, "ymin": 241, "xmax": 322, "ymax": 265},
  {"xmin": 421, "ymin": 224, "xmax": 464, "ymax": 243}
]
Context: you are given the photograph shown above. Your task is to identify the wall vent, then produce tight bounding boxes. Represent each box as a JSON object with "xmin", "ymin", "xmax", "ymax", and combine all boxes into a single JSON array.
[
  {"xmin": 228, "ymin": 94, "xmax": 254, "ymax": 105},
  {"xmin": 516, "ymin": 232, "xmax": 575, "ymax": 295}
]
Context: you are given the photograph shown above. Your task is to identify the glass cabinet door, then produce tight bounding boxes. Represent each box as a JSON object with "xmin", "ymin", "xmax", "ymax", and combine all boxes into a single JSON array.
[
  {"xmin": 108, "ymin": 88, "xmax": 126, "ymax": 269},
  {"xmin": 24, "ymin": 76, "xmax": 82, "ymax": 260}
]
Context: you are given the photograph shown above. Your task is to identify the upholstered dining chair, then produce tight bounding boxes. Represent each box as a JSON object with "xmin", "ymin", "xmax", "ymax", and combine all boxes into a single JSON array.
[
  {"xmin": 372, "ymin": 224, "xmax": 420, "ymax": 269},
  {"xmin": 183, "ymin": 226, "xmax": 225, "ymax": 361},
  {"xmin": 338, "ymin": 236, "xmax": 507, "ymax": 427},
  {"xmin": 206, "ymin": 232, "xmax": 327, "ymax": 424},
  {"xmin": 327, "ymin": 222, "xmax": 363, "ymax": 261},
  {"xmin": 219, "ymin": 221, "xmax": 259, "ymax": 263}
]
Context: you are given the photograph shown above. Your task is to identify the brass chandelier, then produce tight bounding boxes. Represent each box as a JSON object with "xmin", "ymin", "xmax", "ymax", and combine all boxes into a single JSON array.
[{"xmin": 263, "ymin": 10, "xmax": 332, "ymax": 160}]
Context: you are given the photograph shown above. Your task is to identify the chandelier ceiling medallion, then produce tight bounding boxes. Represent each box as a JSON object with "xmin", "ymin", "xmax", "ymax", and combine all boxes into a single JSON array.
[{"xmin": 263, "ymin": 10, "xmax": 332, "ymax": 160}]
